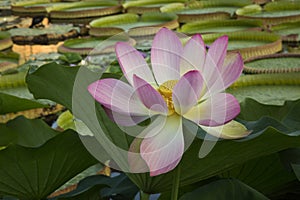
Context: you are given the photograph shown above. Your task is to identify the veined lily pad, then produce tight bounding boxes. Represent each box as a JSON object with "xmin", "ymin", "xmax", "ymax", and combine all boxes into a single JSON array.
[
  {"xmin": 244, "ymin": 53, "xmax": 300, "ymax": 74},
  {"xmin": 89, "ymin": 12, "xmax": 179, "ymax": 37},
  {"xmin": 123, "ymin": 0, "xmax": 186, "ymax": 14},
  {"xmin": 0, "ymin": 52, "xmax": 20, "ymax": 73},
  {"xmin": 49, "ymin": 1, "xmax": 122, "ymax": 24},
  {"xmin": 162, "ymin": 0, "xmax": 252, "ymax": 23},
  {"xmin": 202, "ymin": 31, "xmax": 282, "ymax": 59},
  {"xmin": 227, "ymin": 73, "xmax": 300, "ymax": 105},
  {"xmin": 11, "ymin": 0, "xmax": 66, "ymax": 17},
  {"xmin": 179, "ymin": 19, "xmax": 263, "ymax": 34},
  {"xmin": 237, "ymin": 2, "xmax": 300, "ymax": 25},
  {"xmin": 270, "ymin": 21, "xmax": 300, "ymax": 42},
  {"xmin": 8, "ymin": 24, "xmax": 79, "ymax": 45},
  {"xmin": 0, "ymin": 31, "xmax": 12, "ymax": 50},
  {"xmin": 58, "ymin": 37, "xmax": 136, "ymax": 55}
]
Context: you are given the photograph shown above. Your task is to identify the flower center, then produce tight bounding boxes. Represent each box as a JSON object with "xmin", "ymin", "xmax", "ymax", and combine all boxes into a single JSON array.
[{"xmin": 158, "ymin": 80, "xmax": 178, "ymax": 116}]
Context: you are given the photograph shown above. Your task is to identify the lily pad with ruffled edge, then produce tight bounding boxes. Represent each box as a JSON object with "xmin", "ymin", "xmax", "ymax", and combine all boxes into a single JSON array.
[
  {"xmin": 162, "ymin": 0, "xmax": 252, "ymax": 23},
  {"xmin": 8, "ymin": 24, "xmax": 79, "ymax": 45},
  {"xmin": 11, "ymin": 0, "xmax": 66, "ymax": 17},
  {"xmin": 202, "ymin": 31, "xmax": 282, "ymax": 59},
  {"xmin": 0, "ymin": 52, "xmax": 20, "ymax": 73},
  {"xmin": 122, "ymin": 0, "xmax": 186, "ymax": 14},
  {"xmin": 270, "ymin": 21, "xmax": 300, "ymax": 43},
  {"xmin": 0, "ymin": 31, "xmax": 12, "ymax": 50},
  {"xmin": 237, "ymin": 2, "xmax": 300, "ymax": 25},
  {"xmin": 227, "ymin": 73, "xmax": 300, "ymax": 105},
  {"xmin": 48, "ymin": 1, "xmax": 122, "ymax": 24},
  {"xmin": 179, "ymin": 19, "xmax": 263, "ymax": 35},
  {"xmin": 89, "ymin": 12, "xmax": 179, "ymax": 37},
  {"xmin": 58, "ymin": 37, "xmax": 136, "ymax": 56},
  {"xmin": 243, "ymin": 53, "xmax": 300, "ymax": 74}
]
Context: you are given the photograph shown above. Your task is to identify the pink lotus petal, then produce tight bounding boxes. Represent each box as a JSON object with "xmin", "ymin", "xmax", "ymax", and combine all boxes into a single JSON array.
[
  {"xmin": 207, "ymin": 35, "xmax": 228, "ymax": 69},
  {"xmin": 183, "ymin": 93, "xmax": 240, "ymax": 126},
  {"xmin": 173, "ymin": 70, "xmax": 203, "ymax": 115},
  {"xmin": 133, "ymin": 75, "xmax": 168, "ymax": 114},
  {"xmin": 140, "ymin": 114, "xmax": 184, "ymax": 176},
  {"xmin": 104, "ymin": 107, "xmax": 149, "ymax": 126},
  {"xmin": 88, "ymin": 79, "xmax": 148, "ymax": 116},
  {"xmin": 220, "ymin": 52, "xmax": 243, "ymax": 89},
  {"xmin": 180, "ymin": 34, "xmax": 206, "ymax": 75},
  {"xmin": 151, "ymin": 28, "xmax": 183, "ymax": 85},
  {"xmin": 115, "ymin": 42, "xmax": 155, "ymax": 86}
]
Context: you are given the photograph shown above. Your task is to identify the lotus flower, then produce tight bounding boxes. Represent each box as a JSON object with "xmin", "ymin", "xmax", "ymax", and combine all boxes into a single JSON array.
[{"xmin": 88, "ymin": 28, "xmax": 248, "ymax": 176}]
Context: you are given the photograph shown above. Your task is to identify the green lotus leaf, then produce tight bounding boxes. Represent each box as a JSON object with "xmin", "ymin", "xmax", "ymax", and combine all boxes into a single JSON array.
[
  {"xmin": 179, "ymin": 19, "xmax": 262, "ymax": 34},
  {"xmin": 0, "ymin": 123, "xmax": 97, "ymax": 199},
  {"xmin": 220, "ymin": 153, "xmax": 297, "ymax": 195},
  {"xmin": 0, "ymin": 31, "xmax": 12, "ymax": 51},
  {"xmin": 179, "ymin": 179, "xmax": 268, "ymax": 200},
  {"xmin": 202, "ymin": 31, "xmax": 282, "ymax": 59},
  {"xmin": 227, "ymin": 73, "xmax": 300, "ymax": 105},
  {"xmin": 244, "ymin": 54, "xmax": 300, "ymax": 74},
  {"xmin": 89, "ymin": 12, "xmax": 178, "ymax": 37}
]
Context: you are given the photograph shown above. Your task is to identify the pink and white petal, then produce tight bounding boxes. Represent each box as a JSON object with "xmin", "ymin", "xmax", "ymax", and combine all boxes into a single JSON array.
[
  {"xmin": 115, "ymin": 42, "xmax": 155, "ymax": 85},
  {"xmin": 207, "ymin": 35, "xmax": 228, "ymax": 69},
  {"xmin": 173, "ymin": 70, "xmax": 204, "ymax": 115},
  {"xmin": 136, "ymin": 115, "xmax": 167, "ymax": 138},
  {"xmin": 151, "ymin": 28, "xmax": 183, "ymax": 84},
  {"xmin": 183, "ymin": 93, "xmax": 240, "ymax": 127},
  {"xmin": 104, "ymin": 107, "xmax": 149, "ymax": 127},
  {"xmin": 140, "ymin": 114, "xmax": 184, "ymax": 176},
  {"xmin": 133, "ymin": 75, "xmax": 168, "ymax": 114},
  {"xmin": 88, "ymin": 79, "xmax": 148, "ymax": 116},
  {"xmin": 220, "ymin": 52, "xmax": 243, "ymax": 89},
  {"xmin": 200, "ymin": 120, "xmax": 251, "ymax": 139},
  {"xmin": 180, "ymin": 34, "xmax": 206, "ymax": 75}
]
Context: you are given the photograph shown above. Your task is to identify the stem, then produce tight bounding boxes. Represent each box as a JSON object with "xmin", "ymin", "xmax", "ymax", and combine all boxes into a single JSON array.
[
  {"xmin": 140, "ymin": 191, "xmax": 150, "ymax": 200},
  {"xmin": 171, "ymin": 165, "xmax": 181, "ymax": 200}
]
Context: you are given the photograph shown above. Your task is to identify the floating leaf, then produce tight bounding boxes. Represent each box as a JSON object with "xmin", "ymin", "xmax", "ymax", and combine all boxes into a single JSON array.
[
  {"xmin": 89, "ymin": 12, "xmax": 178, "ymax": 37},
  {"xmin": 244, "ymin": 53, "xmax": 300, "ymax": 74},
  {"xmin": 202, "ymin": 31, "xmax": 282, "ymax": 59},
  {"xmin": 237, "ymin": 1, "xmax": 300, "ymax": 25},
  {"xmin": 179, "ymin": 19, "xmax": 262, "ymax": 34},
  {"xmin": 227, "ymin": 73, "xmax": 300, "ymax": 105},
  {"xmin": 49, "ymin": 1, "xmax": 122, "ymax": 24},
  {"xmin": 0, "ymin": 31, "xmax": 12, "ymax": 51}
]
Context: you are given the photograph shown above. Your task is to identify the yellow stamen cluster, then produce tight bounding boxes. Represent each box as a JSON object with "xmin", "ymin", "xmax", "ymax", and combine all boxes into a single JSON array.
[{"xmin": 158, "ymin": 80, "xmax": 178, "ymax": 116}]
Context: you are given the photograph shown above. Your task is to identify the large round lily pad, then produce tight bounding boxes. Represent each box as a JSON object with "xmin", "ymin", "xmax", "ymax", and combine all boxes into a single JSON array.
[
  {"xmin": 202, "ymin": 31, "xmax": 282, "ymax": 59},
  {"xmin": 89, "ymin": 12, "xmax": 178, "ymax": 37},
  {"xmin": 244, "ymin": 54, "xmax": 300, "ymax": 74},
  {"xmin": 0, "ymin": 52, "xmax": 20, "ymax": 73},
  {"xmin": 49, "ymin": 1, "xmax": 122, "ymax": 24},
  {"xmin": 162, "ymin": 0, "xmax": 252, "ymax": 23},
  {"xmin": 227, "ymin": 73, "xmax": 300, "ymax": 105},
  {"xmin": 8, "ymin": 24, "xmax": 79, "ymax": 45},
  {"xmin": 58, "ymin": 37, "xmax": 136, "ymax": 56},
  {"xmin": 11, "ymin": 0, "xmax": 66, "ymax": 17},
  {"xmin": 123, "ymin": 0, "xmax": 185, "ymax": 14},
  {"xmin": 237, "ymin": 2, "xmax": 300, "ymax": 25},
  {"xmin": 270, "ymin": 21, "xmax": 300, "ymax": 42},
  {"xmin": 179, "ymin": 19, "xmax": 263, "ymax": 34},
  {"xmin": 0, "ymin": 31, "xmax": 12, "ymax": 50}
]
